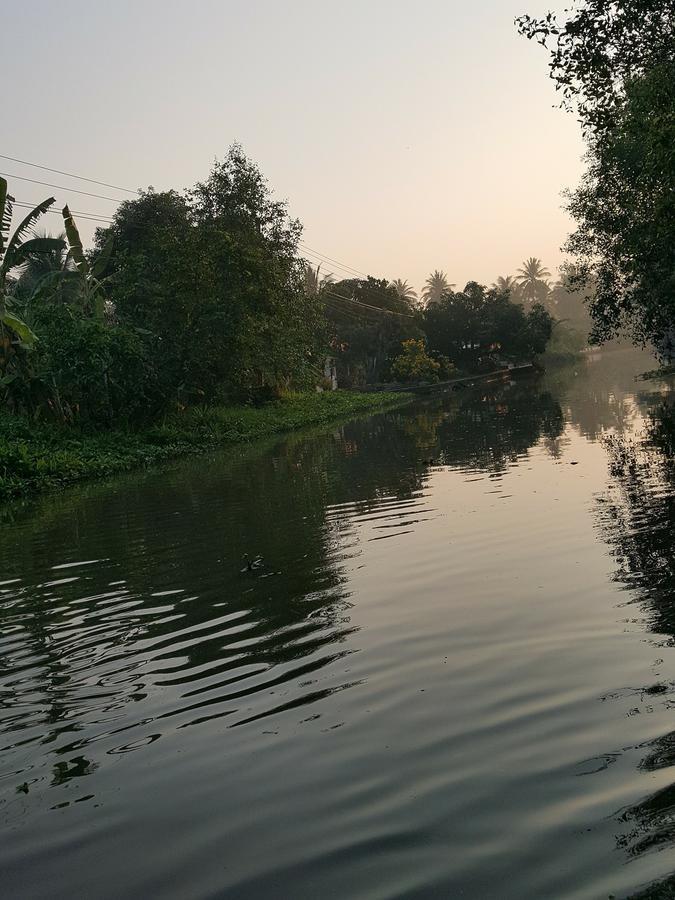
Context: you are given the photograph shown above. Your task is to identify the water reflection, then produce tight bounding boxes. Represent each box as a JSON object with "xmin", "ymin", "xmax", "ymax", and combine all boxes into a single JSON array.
[
  {"xmin": 590, "ymin": 385, "xmax": 675, "ymax": 895},
  {"xmin": 2, "ymin": 348, "xmax": 673, "ymax": 899},
  {"xmin": 0, "ymin": 380, "xmax": 563, "ymax": 800}
]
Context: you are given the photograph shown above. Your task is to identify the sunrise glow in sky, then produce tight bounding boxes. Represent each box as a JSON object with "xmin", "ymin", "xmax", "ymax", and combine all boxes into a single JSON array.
[{"xmin": 6, "ymin": 0, "xmax": 584, "ymax": 291}]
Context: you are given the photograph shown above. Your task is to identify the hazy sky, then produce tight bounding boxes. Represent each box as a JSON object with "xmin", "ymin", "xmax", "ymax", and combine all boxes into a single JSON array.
[{"xmin": 5, "ymin": 0, "xmax": 584, "ymax": 292}]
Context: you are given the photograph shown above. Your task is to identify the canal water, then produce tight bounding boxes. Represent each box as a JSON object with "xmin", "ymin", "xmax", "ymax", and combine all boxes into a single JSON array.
[{"xmin": 3, "ymin": 349, "xmax": 675, "ymax": 899}]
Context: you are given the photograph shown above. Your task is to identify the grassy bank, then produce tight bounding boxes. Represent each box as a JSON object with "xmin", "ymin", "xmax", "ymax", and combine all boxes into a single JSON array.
[{"xmin": 0, "ymin": 391, "xmax": 411, "ymax": 502}]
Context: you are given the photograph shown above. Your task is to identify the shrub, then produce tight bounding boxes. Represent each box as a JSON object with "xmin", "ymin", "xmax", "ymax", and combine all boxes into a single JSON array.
[
  {"xmin": 391, "ymin": 339, "xmax": 444, "ymax": 383},
  {"xmin": 28, "ymin": 306, "xmax": 161, "ymax": 425}
]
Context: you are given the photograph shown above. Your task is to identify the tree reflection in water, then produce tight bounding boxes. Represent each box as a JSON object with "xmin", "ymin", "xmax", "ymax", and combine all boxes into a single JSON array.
[
  {"xmin": 597, "ymin": 389, "xmax": 675, "ymax": 896},
  {"xmin": 0, "ymin": 378, "xmax": 566, "ymax": 805}
]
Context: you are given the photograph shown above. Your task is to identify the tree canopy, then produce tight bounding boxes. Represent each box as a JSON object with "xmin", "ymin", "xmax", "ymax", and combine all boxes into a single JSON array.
[
  {"xmin": 324, "ymin": 277, "xmax": 420, "ymax": 385},
  {"xmin": 95, "ymin": 145, "xmax": 325, "ymax": 403},
  {"xmin": 518, "ymin": 2, "xmax": 675, "ymax": 350},
  {"xmin": 424, "ymin": 282, "xmax": 553, "ymax": 366}
]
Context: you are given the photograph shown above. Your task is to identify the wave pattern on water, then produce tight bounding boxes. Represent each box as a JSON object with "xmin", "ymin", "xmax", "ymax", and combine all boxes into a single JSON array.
[{"xmin": 3, "ymin": 351, "xmax": 675, "ymax": 900}]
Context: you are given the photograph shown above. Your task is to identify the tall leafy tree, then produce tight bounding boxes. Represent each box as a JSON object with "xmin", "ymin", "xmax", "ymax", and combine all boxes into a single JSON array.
[
  {"xmin": 424, "ymin": 281, "xmax": 553, "ymax": 366},
  {"xmin": 517, "ymin": 2, "xmax": 675, "ymax": 349},
  {"xmin": 97, "ymin": 145, "xmax": 325, "ymax": 402}
]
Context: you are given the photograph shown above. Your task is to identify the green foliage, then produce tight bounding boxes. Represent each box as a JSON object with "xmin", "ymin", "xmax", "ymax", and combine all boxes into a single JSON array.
[
  {"xmin": 60, "ymin": 205, "xmax": 113, "ymax": 319},
  {"xmin": 325, "ymin": 277, "xmax": 421, "ymax": 385},
  {"xmin": 518, "ymin": 2, "xmax": 675, "ymax": 352},
  {"xmin": 567, "ymin": 60, "xmax": 675, "ymax": 348},
  {"xmin": 516, "ymin": 257, "xmax": 551, "ymax": 307},
  {"xmin": 391, "ymin": 339, "xmax": 448, "ymax": 383},
  {"xmin": 0, "ymin": 391, "xmax": 410, "ymax": 501},
  {"xmin": 31, "ymin": 306, "xmax": 159, "ymax": 424},
  {"xmin": 516, "ymin": 2, "xmax": 675, "ymax": 134},
  {"xmin": 423, "ymin": 282, "xmax": 553, "ymax": 368},
  {"xmin": 0, "ymin": 180, "xmax": 62, "ymax": 394},
  {"xmin": 98, "ymin": 145, "xmax": 325, "ymax": 404}
]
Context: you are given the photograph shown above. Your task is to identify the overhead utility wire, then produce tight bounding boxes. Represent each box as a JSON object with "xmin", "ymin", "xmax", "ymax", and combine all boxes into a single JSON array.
[
  {"xmin": 13, "ymin": 202, "xmax": 114, "ymax": 224},
  {"xmin": 15, "ymin": 201, "xmax": 369, "ymax": 282},
  {"xmin": 13, "ymin": 202, "xmax": 411, "ymax": 317},
  {"xmin": 323, "ymin": 289, "xmax": 414, "ymax": 318},
  {"xmin": 298, "ymin": 241, "xmax": 368, "ymax": 278},
  {"xmin": 299, "ymin": 249, "xmax": 365, "ymax": 282},
  {"xmin": 1, "ymin": 172, "xmax": 125, "ymax": 203},
  {"xmin": 0, "ymin": 154, "xmax": 139, "ymax": 195},
  {"xmin": 4, "ymin": 156, "xmax": 371, "ymax": 281},
  {"xmin": 9, "ymin": 160, "xmax": 410, "ymax": 314}
]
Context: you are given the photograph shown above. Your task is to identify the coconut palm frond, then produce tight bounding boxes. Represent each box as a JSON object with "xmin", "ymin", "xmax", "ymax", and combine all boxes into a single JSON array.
[
  {"xmin": 389, "ymin": 278, "xmax": 418, "ymax": 303},
  {"xmin": 303, "ymin": 262, "xmax": 334, "ymax": 297},
  {"xmin": 421, "ymin": 269, "xmax": 455, "ymax": 305}
]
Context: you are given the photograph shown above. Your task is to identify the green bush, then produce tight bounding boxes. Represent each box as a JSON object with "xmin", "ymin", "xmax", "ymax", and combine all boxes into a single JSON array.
[
  {"xmin": 28, "ymin": 307, "xmax": 160, "ymax": 425},
  {"xmin": 391, "ymin": 339, "xmax": 447, "ymax": 383},
  {"xmin": 0, "ymin": 390, "xmax": 411, "ymax": 500}
]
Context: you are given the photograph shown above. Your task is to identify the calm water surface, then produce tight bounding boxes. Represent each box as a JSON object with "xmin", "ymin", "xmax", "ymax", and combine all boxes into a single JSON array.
[{"xmin": 4, "ymin": 350, "xmax": 675, "ymax": 899}]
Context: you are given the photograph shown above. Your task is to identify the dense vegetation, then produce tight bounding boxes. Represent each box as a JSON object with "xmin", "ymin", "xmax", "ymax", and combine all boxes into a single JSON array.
[
  {"xmin": 0, "ymin": 390, "xmax": 409, "ymax": 501},
  {"xmin": 424, "ymin": 282, "xmax": 553, "ymax": 371},
  {"xmin": 0, "ymin": 140, "xmax": 575, "ymax": 508},
  {"xmin": 518, "ymin": 1, "xmax": 675, "ymax": 354},
  {"xmin": 1, "ymin": 147, "xmax": 329, "ymax": 424}
]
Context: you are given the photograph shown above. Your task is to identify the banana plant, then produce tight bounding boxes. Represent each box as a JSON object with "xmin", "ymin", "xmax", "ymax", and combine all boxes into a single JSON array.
[
  {"xmin": 0, "ymin": 176, "xmax": 63, "ymax": 347},
  {"xmin": 62, "ymin": 205, "xmax": 114, "ymax": 320}
]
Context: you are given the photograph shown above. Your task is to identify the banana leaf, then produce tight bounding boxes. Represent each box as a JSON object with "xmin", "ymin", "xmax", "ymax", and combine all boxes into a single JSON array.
[
  {"xmin": 90, "ymin": 232, "xmax": 115, "ymax": 280},
  {"xmin": 11, "ymin": 236, "xmax": 66, "ymax": 268},
  {"xmin": 62, "ymin": 206, "xmax": 89, "ymax": 276},
  {"xmin": 3, "ymin": 198, "xmax": 56, "ymax": 274},
  {"xmin": 0, "ymin": 310, "xmax": 38, "ymax": 348},
  {"xmin": 0, "ymin": 177, "xmax": 10, "ymax": 259}
]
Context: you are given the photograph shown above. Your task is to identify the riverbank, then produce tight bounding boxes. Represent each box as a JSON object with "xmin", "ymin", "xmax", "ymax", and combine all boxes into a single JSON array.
[{"xmin": 0, "ymin": 391, "xmax": 411, "ymax": 502}]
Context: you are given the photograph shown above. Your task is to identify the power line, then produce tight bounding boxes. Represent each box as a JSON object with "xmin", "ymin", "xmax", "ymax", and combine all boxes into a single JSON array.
[
  {"xmin": 12, "ymin": 202, "xmax": 413, "ymax": 317},
  {"xmin": 299, "ymin": 241, "xmax": 368, "ymax": 279},
  {"xmin": 323, "ymin": 301, "xmax": 383, "ymax": 327},
  {"xmin": 8, "ymin": 160, "xmax": 412, "ymax": 307},
  {"xmin": 3, "ymin": 158, "xmax": 381, "ymax": 286},
  {"xmin": 323, "ymin": 289, "xmax": 414, "ymax": 318},
  {"xmin": 300, "ymin": 248, "xmax": 363, "ymax": 282},
  {"xmin": 13, "ymin": 201, "xmax": 114, "ymax": 224},
  {"xmin": 0, "ymin": 154, "xmax": 139, "ymax": 195},
  {"xmin": 2, "ymin": 172, "xmax": 125, "ymax": 203}
]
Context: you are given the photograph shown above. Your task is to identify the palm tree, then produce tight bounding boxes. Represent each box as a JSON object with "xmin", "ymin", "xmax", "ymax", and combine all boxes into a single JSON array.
[
  {"xmin": 303, "ymin": 262, "xmax": 335, "ymax": 297},
  {"xmin": 422, "ymin": 270, "xmax": 454, "ymax": 306},
  {"xmin": 492, "ymin": 275, "xmax": 519, "ymax": 295},
  {"xmin": 516, "ymin": 257, "xmax": 551, "ymax": 306},
  {"xmin": 389, "ymin": 278, "xmax": 418, "ymax": 305},
  {"xmin": 12, "ymin": 229, "xmax": 71, "ymax": 300}
]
